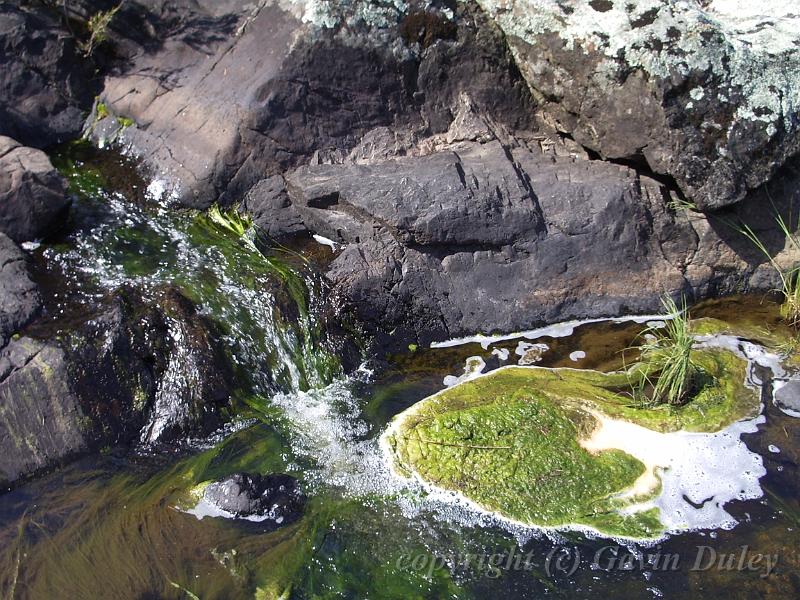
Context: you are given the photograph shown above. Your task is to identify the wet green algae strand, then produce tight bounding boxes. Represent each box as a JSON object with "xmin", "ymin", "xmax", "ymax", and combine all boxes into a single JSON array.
[
  {"xmin": 0, "ymin": 420, "xmax": 465, "ymax": 599},
  {"xmin": 385, "ymin": 348, "xmax": 760, "ymax": 539}
]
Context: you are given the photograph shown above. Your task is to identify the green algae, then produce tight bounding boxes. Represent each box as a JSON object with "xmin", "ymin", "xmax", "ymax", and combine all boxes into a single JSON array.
[
  {"xmin": 386, "ymin": 369, "xmax": 657, "ymax": 538},
  {"xmin": 48, "ymin": 143, "xmax": 344, "ymax": 395},
  {"xmin": 0, "ymin": 417, "xmax": 465, "ymax": 599},
  {"xmin": 385, "ymin": 348, "xmax": 760, "ymax": 538}
]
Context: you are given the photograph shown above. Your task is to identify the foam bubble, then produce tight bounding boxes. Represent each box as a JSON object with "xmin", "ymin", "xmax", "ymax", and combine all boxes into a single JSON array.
[{"xmin": 443, "ymin": 356, "xmax": 486, "ymax": 387}]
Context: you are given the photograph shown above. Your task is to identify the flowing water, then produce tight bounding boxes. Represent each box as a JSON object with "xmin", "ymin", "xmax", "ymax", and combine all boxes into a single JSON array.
[{"xmin": 0, "ymin": 146, "xmax": 798, "ymax": 599}]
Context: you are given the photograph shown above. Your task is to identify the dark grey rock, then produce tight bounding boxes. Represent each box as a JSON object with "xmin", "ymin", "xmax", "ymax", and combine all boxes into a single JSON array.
[
  {"xmin": 0, "ymin": 338, "xmax": 87, "ymax": 486},
  {"xmin": 242, "ymin": 176, "xmax": 306, "ymax": 239},
  {"xmin": 273, "ymin": 137, "xmax": 798, "ymax": 347},
  {"xmin": 88, "ymin": 0, "xmax": 536, "ymax": 208},
  {"xmin": 286, "ymin": 140, "xmax": 544, "ymax": 247},
  {"xmin": 0, "ymin": 232, "xmax": 41, "ymax": 349},
  {"xmin": 137, "ymin": 288, "xmax": 233, "ymax": 445},
  {"xmin": 0, "ymin": 2, "xmax": 97, "ymax": 148},
  {"xmin": 68, "ymin": 287, "xmax": 233, "ymax": 447},
  {"xmin": 203, "ymin": 472, "xmax": 306, "ymax": 525},
  {"xmin": 0, "ymin": 136, "xmax": 70, "ymax": 243},
  {"xmin": 0, "ymin": 286, "xmax": 233, "ymax": 486}
]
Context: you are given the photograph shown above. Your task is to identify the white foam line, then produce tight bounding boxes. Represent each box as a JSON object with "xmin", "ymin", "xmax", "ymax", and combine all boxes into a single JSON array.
[
  {"xmin": 185, "ymin": 498, "xmax": 284, "ymax": 523},
  {"xmin": 430, "ymin": 314, "xmax": 670, "ymax": 349}
]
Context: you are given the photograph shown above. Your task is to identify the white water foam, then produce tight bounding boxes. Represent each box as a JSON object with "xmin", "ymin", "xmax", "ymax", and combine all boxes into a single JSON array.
[
  {"xmin": 582, "ymin": 410, "xmax": 766, "ymax": 532},
  {"xmin": 312, "ymin": 234, "xmax": 338, "ymax": 251},
  {"xmin": 430, "ymin": 314, "xmax": 667, "ymax": 349},
  {"xmin": 269, "ymin": 367, "xmax": 402, "ymax": 496},
  {"xmin": 443, "ymin": 356, "xmax": 486, "ymax": 387}
]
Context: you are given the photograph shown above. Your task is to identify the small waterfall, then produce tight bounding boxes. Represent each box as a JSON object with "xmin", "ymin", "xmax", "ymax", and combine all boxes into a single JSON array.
[{"xmin": 44, "ymin": 146, "xmax": 349, "ymax": 441}]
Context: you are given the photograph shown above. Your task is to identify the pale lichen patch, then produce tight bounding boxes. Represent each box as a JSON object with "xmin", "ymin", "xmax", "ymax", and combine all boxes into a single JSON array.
[{"xmin": 476, "ymin": 0, "xmax": 800, "ymax": 135}]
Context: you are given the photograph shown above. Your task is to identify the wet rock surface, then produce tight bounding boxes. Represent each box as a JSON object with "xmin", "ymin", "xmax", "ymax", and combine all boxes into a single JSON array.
[
  {"xmin": 0, "ymin": 136, "xmax": 70, "ymax": 243},
  {"xmin": 1, "ymin": 0, "xmax": 799, "ymax": 488},
  {"xmin": 0, "ymin": 287, "xmax": 232, "ymax": 486},
  {"xmin": 0, "ymin": 338, "xmax": 86, "ymax": 486},
  {"xmin": 203, "ymin": 472, "xmax": 306, "ymax": 525},
  {"xmin": 0, "ymin": 233, "xmax": 41, "ymax": 349},
  {"xmin": 65, "ymin": 287, "xmax": 233, "ymax": 448}
]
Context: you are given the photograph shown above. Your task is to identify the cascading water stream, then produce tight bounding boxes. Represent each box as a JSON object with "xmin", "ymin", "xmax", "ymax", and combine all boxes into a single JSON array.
[
  {"xmin": 2, "ymin": 145, "xmax": 798, "ymax": 599},
  {"xmin": 45, "ymin": 146, "xmax": 344, "ymax": 402}
]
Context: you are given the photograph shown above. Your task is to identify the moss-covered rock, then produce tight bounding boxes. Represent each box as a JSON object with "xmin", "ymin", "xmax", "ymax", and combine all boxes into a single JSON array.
[{"xmin": 384, "ymin": 348, "xmax": 760, "ymax": 538}]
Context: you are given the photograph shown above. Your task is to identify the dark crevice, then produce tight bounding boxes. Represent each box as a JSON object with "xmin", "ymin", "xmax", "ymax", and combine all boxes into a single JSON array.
[
  {"xmin": 306, "ymin": 191, "xmax": 340, "ymax": 209},
  {"xmin": 497, "ymin": 141, "xmax": 548, "ymax": 235},
  {"xmin": 405, "ymin": 240, "xmax": 521, "ymax": 261},
  {"xmin": 564, "ymin": 133, "xmax": 690, "ymax": 202}
]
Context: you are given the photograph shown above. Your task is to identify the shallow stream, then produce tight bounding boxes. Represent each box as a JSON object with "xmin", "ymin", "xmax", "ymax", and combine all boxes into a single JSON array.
[{"xmin": 0, "ymin": 146, "xmax": 798, "ymax": 599}]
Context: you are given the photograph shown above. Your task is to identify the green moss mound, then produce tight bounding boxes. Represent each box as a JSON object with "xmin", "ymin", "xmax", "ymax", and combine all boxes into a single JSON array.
[{"xmin": 385, "ymin": 348, "xmax": 759, "ymax": 538}]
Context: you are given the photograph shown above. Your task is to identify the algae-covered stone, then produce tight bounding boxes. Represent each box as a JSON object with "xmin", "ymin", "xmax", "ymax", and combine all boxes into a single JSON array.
[{"xmin": 384, "ymin": 348, "xmax": 760, "ymax": 538}]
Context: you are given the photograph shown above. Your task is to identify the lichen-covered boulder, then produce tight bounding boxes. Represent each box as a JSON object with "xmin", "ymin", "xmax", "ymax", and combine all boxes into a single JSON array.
[
  {"xmin": 0, "ymin": 136, "xmax": 70, "ymax": 243},
  {"xmin": 477, "ymin": 0, "xmax": 800, "ymax": 210}
]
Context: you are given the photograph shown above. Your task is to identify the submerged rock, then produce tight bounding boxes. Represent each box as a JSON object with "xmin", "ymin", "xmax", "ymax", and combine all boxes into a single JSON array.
[
  {"xmin": 68, "ymin": 287, "xmax": 233, "ymax": 447},
  {"xmin": 203, "ymin": 472, "xmax": 306, "ymax": 524},
  {"xmin": 775, "ymin": 381, "xmax": 800, "ymax": 416},
  {"xmin": 383, "ymin": 347, "xmax": 762, "ymax": 538},
  {"xmin": 0, "ymin": 136, "xmax": 70, "ymax": 243},
  {"xmin": 138, "ymin": 288, "xmax": 233, "ymax": 444}
]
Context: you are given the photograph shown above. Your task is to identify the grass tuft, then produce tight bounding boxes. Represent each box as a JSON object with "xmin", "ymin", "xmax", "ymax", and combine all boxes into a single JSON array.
[
  {"xmin": 667, "ymin": 197, "xmax": 698, "ymax": 212},
  {"xmin": 207, "ymin": 204, "xmax": 257, "ymax": 249},
  {"xmin": 79, "ymin": 5, "xmax": 122, "ymax": 57},
  {"xmin": 633, "ymin": 296, "xmax": 699, "ymax": 406},
  {"xmin": 737, "ymin": 214, "xmax": 800, "ymax": 326}
]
